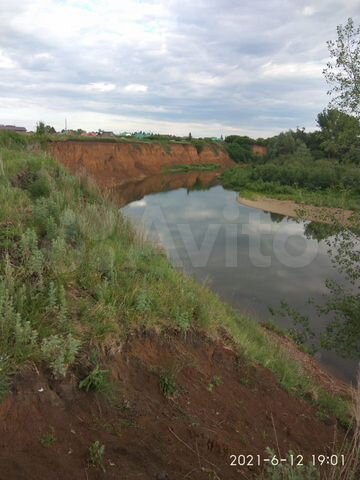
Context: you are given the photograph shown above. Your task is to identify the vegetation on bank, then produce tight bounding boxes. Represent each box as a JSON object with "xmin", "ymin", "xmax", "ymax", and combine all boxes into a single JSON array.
[
  {"xmin": 0, "ymin": 133, "xmax": 351, "ymax": 426},
  {"xmin": 163, "ymin": 163, "xmax": 220, "ymax": 173},
  {"xmin": 221, "ymin": 161, "xmax": 360, "ymax": 210},
  {"xmin": 221, "ymin": 108, "xmax": 360, "ymax": 210}
]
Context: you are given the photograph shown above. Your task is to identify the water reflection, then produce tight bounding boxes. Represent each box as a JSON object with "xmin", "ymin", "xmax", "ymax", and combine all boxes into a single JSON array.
[
  {"xmin": 120, "ymin": 176, "xmax": 357, "ymax": 383},
  {"xmin": 110, "ymin": 172, "xmax": 220, "ymax": 207}
]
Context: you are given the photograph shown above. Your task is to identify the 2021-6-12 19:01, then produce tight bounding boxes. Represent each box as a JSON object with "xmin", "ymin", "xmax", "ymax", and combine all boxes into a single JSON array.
[{"xmin": 230, "ymin": 453, "xmax": 346, "ymax": 467}]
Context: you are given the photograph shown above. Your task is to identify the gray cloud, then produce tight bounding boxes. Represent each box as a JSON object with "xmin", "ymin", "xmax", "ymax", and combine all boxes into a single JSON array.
[{"xmin": 0, "ymin": 0, "xmax": 359, "ymax": 136}]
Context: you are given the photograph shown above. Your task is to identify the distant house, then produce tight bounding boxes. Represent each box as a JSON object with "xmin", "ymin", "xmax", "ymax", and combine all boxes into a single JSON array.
[
  {"xmin": 80, "ymin": 132, "xmax": 97, "ymax": 137},
  {"xmin": 251, "ymin": 144, "xmax": 267, "ymax": 157},
  {"xmin": 0, "ymin": 124, "xmax": 27, "ymax": 133},
  {"xmin": 134, "ymin": 132, "xmax": 147, "ymax": 139},
  {"xmin": 98, "ymin": 130, "xmax": 115, "ymax": 137}
]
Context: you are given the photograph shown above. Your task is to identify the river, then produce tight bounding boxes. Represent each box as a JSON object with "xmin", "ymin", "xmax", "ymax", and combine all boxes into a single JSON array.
[{"xmin": 116, "ymin": 172, "xmax": 358, "ymax": 384}]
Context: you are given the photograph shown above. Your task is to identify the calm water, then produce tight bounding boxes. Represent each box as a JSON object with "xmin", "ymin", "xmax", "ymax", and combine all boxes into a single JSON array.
[{"xmin": 119, "ymin": 173, "xmax": 358, "ymax": 383}]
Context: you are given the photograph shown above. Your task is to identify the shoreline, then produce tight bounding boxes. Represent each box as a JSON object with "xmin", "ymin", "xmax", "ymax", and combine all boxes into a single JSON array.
[{"xmin": 238, "ymin": 195, "xmax": 354, "ymax": 225}]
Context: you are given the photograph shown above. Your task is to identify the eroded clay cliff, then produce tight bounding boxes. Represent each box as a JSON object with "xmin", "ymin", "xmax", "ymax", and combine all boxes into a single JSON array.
[{"xmin": 48, "ymin": 141, "xmax": 234, "ymax": 187}]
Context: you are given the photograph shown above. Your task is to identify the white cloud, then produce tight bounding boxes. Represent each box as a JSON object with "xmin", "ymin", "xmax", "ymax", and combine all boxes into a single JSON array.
[
  {"xmin": 124, "ymin": 84, "xmax": 149, "ymax": 93},
  {"xmin": 261, "ymin": 61, "xmax": 323, "ymax": 79},
  {"xmin": 0, "ymin": 50, "xmax": 16, "ymax": 69},
  {"xmin": 0, "ymin": 0, "xmax": 359, "ymax": 135},
  {"xmin": 85, "ymin": 82, "xmax": 116, "ymax": 93},
  {"xmin": 302, "ymin": 6, "xmax": 316, "ymax": 16}
]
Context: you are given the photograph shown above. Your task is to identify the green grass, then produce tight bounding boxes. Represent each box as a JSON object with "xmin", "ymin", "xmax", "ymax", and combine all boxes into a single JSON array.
[
  {"xmin": 0, "ymin": 135, "xmax": 351, "ymax": 426},
  {"xmin": 163, "ymin": 163, "xmax": 220, "ymax": 173}
]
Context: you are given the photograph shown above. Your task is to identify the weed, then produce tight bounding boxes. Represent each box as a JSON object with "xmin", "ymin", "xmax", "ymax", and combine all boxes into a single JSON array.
[
  {"xmin": 175, "ymin": 309, "xmax": 191, "ymax": 331},
  {"xmin": 262, "ymin": 448, "xmax": 319, "ymax": 479},
  {"xmin": 207, "ymin": 375, "xmax": 223, "ymax": 392},
  {"xmin": 41, "ymin": 334, "xmax": 81, "ymax": 377},
  {"xmin": 87, "ymin": 440, "xmax": 105, "ymax": 470},
  {"xmin": 79, "ymin": 365, "xmax": 110, "ymax": 393},
  {"xmin": 159, "ymin": 373, "xmax": 177, "ymax": 399},
  {"xmin": 40, "ymin": 427, "xmax": 56, "ymax": 448}
]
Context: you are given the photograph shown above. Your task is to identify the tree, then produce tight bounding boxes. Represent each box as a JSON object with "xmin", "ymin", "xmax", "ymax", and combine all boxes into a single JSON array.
[
  {"xmin": 323, "ymin": 18, "xmax": 360, "ymax": 117},
  {"xmin": 36, "ymin": 122, "xmax": 56, "ymax": 135},
  {"xmin": 317, "ymin": 108, "xmax": 360, "ymax": 160},
  {"xmin": 36, "ymin": 121, "xmax": 46, "ymax": 135}
]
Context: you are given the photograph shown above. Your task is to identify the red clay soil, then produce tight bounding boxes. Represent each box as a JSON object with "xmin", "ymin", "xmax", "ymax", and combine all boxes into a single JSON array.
[
  {"xmin": 0, "ymin": 331, "xmax": 345, "ymax": 480},
  {"xmin": 47, "ymin": 141, "xmax": 234, "ymax": 188}
]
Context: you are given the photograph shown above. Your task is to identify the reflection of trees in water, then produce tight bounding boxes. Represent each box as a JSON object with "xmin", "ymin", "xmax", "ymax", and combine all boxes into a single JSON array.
[
  {"xmin": 269, "ymin": 212, "xmax": 285, "ymax": 223},
  {"xmin": 303, "ymin": 221, "xmax": 341, "ymax": 242},
  {"xmin": 187, "ymin": 176, "xmax": 217, "ymax": 192},
  {"xmin": 275, "ymin": 213, "xmax": 360, "ymax": 366},
  {"xmin": 111, "ymin": 172, "xmax": 220, "ymax": 206}
]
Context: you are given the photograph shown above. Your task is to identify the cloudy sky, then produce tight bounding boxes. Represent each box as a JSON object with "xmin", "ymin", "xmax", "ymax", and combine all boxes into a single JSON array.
[{"xmin": 0, "ymin": 0, "xmax": 359, "ymax": 137}]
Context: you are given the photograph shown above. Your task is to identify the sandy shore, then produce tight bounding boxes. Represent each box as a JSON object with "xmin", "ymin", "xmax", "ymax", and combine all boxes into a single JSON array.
[{"xmin": 238, "ymin": 196, "xmax": 354, "ymax": 225}]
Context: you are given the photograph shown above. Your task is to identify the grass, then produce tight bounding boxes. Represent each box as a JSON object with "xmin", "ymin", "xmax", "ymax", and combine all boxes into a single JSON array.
[
  {"xmin": 0, "ymin": 134, "xmax": 352, "ymax": 427},
  {"xmin": 162, "ymin": 163, "xmax": 220, "ymax": 173}
]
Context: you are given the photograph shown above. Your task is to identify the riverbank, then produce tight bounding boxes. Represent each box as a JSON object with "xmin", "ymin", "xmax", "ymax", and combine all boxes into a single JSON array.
[
  {"xmin": 238, "ymin": 195, "xmax": 354, "ymax": 225},
  {"xmin": 0, "ymin": 135, "xmax": 356, "ymax": 478}
]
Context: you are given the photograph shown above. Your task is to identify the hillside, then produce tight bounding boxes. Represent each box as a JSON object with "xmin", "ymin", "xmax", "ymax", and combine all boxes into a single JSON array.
[{"xmin": 0, "ymin": 136, "xmax": 356, "ymax": 479}]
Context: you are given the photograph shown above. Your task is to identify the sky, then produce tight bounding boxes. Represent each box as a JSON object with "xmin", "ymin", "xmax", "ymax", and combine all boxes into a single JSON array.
[{"xmin": 0, "ymin": 0, "xmax": 359, "ymax": 137}]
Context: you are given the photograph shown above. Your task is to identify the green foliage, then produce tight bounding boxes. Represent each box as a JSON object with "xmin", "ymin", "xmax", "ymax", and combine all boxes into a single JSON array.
[
  {"xmin": 40, "ymin": 427, "xmax": 57, "ymax": 448},
  {"xmin": 87, "ymin": 440, "xmax": 105, "ymax": 470},
  {"xmin": 324, "ymin": 18, "xmax": 360, "ymax": 117},
  {"xmin": 79, "ymin": 365, "xmax": 109, "ymax": 393},
  {"xmin": 159, "ymin": 373, "xmax": 177, "ymax": 398},
  {"xmin": 163, "ymin": 163, "xmax": 219, "ymax": 173},
  {"xmin": 207, "ymin": 375, "xmax": 222, "ymax": 392},
  {"xmin": 36, "ymin": 121, "xmax": 56, "ymax": 135},
  {"xmin": 40, "ymin": 334, "xmax": 81, "ymax": 377},
  {"xmin": 224, "ymin": 135, "xmax": 256, "ymax": 163},
  {"xmin": 0, "ymin": 131, "xmax": 28, "ymax": 149},
  {"xmin": 221, "ymin": 161, "xmax": 360, "ymax": 210},
  {"xmin": 174, "ymin": 309, "xmax": 191, "ymax": 331},
  {"xmin": 317, "ymin": 109, "xmax": 360, "ymax": 161},
  {"xmin": 262, "ymin": 449, "xmax": 320, "ymax": 479}
]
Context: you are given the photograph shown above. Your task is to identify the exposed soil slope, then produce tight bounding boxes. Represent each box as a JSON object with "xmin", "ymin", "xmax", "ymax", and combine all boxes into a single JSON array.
[
  {"xmin": 0, "ymin": 331, "xmax": 345, "ymax": 480},
  {"xmin": 47, "ymin": 141, "xmax": 234, "ymax": 188}
]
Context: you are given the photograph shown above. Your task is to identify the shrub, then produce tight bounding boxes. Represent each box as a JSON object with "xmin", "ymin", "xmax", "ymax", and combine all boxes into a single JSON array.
[
  {"xmin": 87, "ymin": 440, "xmax": 105, "ymax": 470},
  {"xmin": 159, "ymin": 373, "xmax": 177, "ymax": 398},
  {"xmin": 40, "ymin": 334, "xmax": 81, "ymax": 377}
]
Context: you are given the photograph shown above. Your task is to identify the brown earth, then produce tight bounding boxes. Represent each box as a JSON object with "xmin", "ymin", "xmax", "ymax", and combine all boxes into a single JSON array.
[
  {"xmin": 0, "ymin": 330, "xmax": 347, "ymax": 480},
  {"xmin": 47, "ymin": 141, "xmax": 234, "ymax": 188}
]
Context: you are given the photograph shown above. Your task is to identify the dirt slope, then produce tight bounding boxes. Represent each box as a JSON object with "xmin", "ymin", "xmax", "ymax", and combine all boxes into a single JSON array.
[
  {"xmin": 0, "ymin": 331, "xmax": 344, "ymax": 480},
  {"xmin": 47, "ymin": 141, "xmax": 234, "ymax": 188}
]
